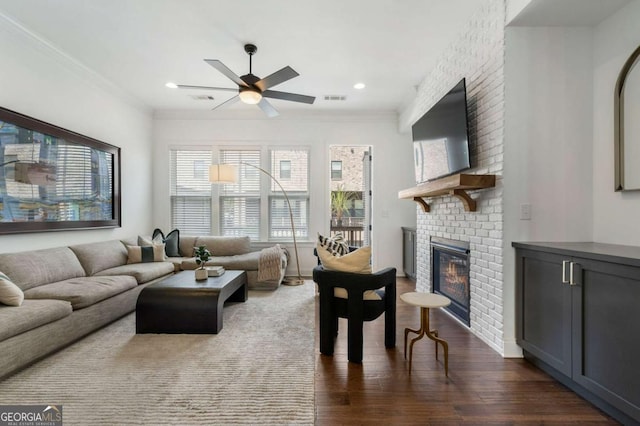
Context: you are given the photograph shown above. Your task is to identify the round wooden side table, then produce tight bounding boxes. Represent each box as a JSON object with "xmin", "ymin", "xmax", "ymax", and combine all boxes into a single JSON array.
[{"xmin": 401, "ymin": 292, "xmax": 451, "ymax": 376}]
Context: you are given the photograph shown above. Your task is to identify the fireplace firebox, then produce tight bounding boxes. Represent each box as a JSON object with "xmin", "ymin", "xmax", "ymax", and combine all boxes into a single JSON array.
[{"xmin": 430, "ymin": 237, "xmax": 470, "ymax": 326}]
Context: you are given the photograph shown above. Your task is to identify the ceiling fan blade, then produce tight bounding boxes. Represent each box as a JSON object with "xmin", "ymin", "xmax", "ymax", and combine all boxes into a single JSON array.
[
  {"xmin": 212, "ymin": 95, "xmax": 240, "ymax": 111},
  {"xmin": 262, "ymin": 90, "xmax": 315, "ymax": 104},
  {"xmin": 204, "ymin": 59, "xmax": 248, "ymax": 87},
  {"xmin": 176, "ymin": 84, "xmax": 238, "ymax": 93},
  {"xmin": 257, "ymin": 98, "xmax": 279, "ymax": 118},
  {"xmin": 255, "ymin": 66, "xmax": 299, "ymax": 91}
]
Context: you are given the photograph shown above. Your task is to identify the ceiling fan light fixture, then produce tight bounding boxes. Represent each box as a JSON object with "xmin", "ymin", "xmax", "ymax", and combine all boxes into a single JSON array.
[{"xmin": 239, "ymin": 89, "xmax": 262, "ymax": 104}]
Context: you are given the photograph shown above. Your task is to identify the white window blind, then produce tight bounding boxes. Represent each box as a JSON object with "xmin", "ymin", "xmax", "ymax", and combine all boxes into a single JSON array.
[
  {"xmin": 269, "ymin": 149, "xmax": 309, "ymax": 239},
  {"xmin": 170, "ymin": 150, "xmax": 212, "ymax": 235},
  {"xmin": 219, "ymin": 150, "xmax": 261, "ymax": 240}
]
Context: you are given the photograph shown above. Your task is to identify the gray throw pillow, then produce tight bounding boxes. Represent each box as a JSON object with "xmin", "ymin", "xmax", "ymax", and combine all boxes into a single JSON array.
[{"xmin": 152, "ymin": 228, "xmax": 181, "ymax": 257}]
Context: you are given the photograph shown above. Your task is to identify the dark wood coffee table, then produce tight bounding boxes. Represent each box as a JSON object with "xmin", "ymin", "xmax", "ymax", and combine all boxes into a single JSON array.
[{"xmin": 136, "ymin": 270, "xmax": 247, "ymax": 334}]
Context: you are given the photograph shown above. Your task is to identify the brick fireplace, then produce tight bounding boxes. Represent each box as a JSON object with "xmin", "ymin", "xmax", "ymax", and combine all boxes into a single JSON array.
[
  {"xmin": 401, "ymin": 0, "xmax": 505, "ymax": 353},
  {"xmin": 431, "ymin": 237, "xmax": 471, "ymax": 326}
]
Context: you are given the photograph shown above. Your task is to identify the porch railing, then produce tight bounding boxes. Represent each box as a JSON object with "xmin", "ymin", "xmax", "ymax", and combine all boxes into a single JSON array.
[{"xmin": 330, "ymin": 218, "xmax": 365, "ymax": 247}]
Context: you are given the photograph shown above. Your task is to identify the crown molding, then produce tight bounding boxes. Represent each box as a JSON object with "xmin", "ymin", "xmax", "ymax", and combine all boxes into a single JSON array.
[
  {"xmin": 152, "ymin": 108, "xmax": 399, "ymax": 123},
  {"xmin": 0, "ymin": 11, "xmax": 150, "ymax": 114}
]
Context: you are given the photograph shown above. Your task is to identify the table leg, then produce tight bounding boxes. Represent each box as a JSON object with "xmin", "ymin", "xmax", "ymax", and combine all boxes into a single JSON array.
[
  {"xmin": 404, "ymin": 325, "xmax": 422, "ymax": 359},
  {"xmin": 421, "ymin": 307, "xmax": 449, "ymax": 377},
  {"xmin": 404, "ymin": 307, "xmax": 449, "ymax": 376}
]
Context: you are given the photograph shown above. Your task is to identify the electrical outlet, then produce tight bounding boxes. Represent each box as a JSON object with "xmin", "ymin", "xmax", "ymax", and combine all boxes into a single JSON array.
[{"xmin": 520, "ymin": 203, "xmax": 532, "ymax": 220}]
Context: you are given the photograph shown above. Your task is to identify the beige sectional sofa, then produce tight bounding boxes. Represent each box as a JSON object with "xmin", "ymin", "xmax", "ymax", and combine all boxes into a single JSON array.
[
  {"xmin": 164, "ymin": 235, "xmax": 288, "ymax": 290},
  {"xmin": 0, "ymin": 235, "xmax": 288, "ymax": 379}
]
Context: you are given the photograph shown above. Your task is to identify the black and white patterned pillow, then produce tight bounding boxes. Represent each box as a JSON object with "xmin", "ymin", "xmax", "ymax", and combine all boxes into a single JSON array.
[{"xmin": 317, "ymin": 232, "xmax": 349, "ymax": 257}]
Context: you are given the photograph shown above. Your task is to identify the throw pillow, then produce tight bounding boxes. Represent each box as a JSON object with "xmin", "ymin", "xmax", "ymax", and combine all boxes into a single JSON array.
[
  {"xmin": 0, "ymin": 271, "xmax": 24, "ymax": 306},
  {"xmin": 137, "ymin": 233, "xmax": 163, "ymax": 247},
  {"xmin": 317, "ymin": 232, "xmax": 349, "ymax": 256},
  {"xmin": 316, "ymin": 244, "xmax": 372, "ymax": 274},
  {"xmin": 152, "ymin": 228, "xmax": 181, "ymax": 257},
  {"xmin": 127, "ymin": 244, "xmax": 166, "ymax": 264}
]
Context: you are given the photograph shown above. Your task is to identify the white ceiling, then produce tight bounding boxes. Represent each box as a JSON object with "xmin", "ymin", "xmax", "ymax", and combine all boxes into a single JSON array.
[
  {"xmin": 0, "ymin": 0, "xmax": 631, "ymax": 115},
  {"xmin": 508, "ymin": 0, "xmax": 631, "ymax": 26},
  {"xmin": 0, "ymin": 0, "xmax": 481, "ymax": 114}
]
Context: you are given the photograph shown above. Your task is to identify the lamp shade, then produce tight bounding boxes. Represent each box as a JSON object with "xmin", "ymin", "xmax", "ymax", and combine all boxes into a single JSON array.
[
  {"xmin": 209, "ymin": 164, "xmax": 238, "ymax": 184},
  {"xmin": 238, "ymin": 89, "xmax": 262, "ymax": 105}
]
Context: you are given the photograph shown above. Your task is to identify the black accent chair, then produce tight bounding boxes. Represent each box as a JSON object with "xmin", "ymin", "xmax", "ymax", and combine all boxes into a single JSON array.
[{"xmin": 312, "ymin": 264, "xmax": 396, "ymax": 363}]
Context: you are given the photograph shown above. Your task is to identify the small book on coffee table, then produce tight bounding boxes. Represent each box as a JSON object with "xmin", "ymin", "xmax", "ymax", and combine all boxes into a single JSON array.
[{"xmin": 206, "ymin": 266, "xmax": 225, "ymax": 277}]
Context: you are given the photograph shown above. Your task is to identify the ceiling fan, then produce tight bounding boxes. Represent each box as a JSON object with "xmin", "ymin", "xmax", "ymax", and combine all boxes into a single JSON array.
[{"xmin": 170, "ymin": 44, "xmax": 315, "ymax": 117}]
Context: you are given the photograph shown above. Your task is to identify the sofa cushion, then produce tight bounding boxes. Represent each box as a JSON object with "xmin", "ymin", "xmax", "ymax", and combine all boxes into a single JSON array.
[
  {"xmin": 69, "ymin": 240, "xmax": 128, "ymax": 276},
  {"xmin": 23, "ymin": 275, "xmax": 137, "ymax": 310},
  {"xmin": 180, "ymin": 251, "xmax": 260, "ymax": 271},
  {"xmin": 195, "ymin": 236, "xmax": 251, "ymax": 256},
  {"xmin": 95, "ymin": 262, "xmax": 174, "ymax": 284},
  {"xmin": 127, "ymin": 244, "xmax": 166, "ymax": 263},
  {"xmin": 0, "ymin": 247, "xmax": 86, "ymax": 291},
  {"xmin": 179, "ymin": 236, "xmax": 197, "ymax": 258},
  {"xmin": 0, "ymin": 271, "xmax": 24, "ymax": 306},
  {"xmin": 0, "ymin": 299, "xmax": 73, "ymax": 341}
]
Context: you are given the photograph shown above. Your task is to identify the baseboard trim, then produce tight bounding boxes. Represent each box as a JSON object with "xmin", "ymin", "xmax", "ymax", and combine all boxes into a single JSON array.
[{"xmin": 502, "ymin": 339, "xmax": 523, "ymax": 358}]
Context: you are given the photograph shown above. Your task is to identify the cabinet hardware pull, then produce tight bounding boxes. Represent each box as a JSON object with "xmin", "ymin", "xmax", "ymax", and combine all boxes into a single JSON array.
[
  {"xmin": 562, "ymin": 260, "xmax": 570, "ymax": 284},
  {"xmin": 569, "ymin": 261, "xmax": 576, "ymax": 286}
]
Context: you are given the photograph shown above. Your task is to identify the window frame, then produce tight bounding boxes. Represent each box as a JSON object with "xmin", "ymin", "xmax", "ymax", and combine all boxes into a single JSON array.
[
  {"xmin": 331, "ymin": 160, "xmax": 343, "ymax": 180},
  {"xmin": 279, "ymin": 160, "xmax": 292, "ymax": 180}
]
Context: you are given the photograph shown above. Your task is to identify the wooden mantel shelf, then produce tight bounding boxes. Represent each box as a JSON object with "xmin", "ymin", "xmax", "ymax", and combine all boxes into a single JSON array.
[{"xmin": 398, "ymin": 173, "xmax": 496, "ymax": 212}]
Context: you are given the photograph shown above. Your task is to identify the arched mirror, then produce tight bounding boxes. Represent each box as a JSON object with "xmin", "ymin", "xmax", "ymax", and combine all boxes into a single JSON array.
[{"xmin": 615, "ymin": 45, "xmax": 640, "ymax": 191}]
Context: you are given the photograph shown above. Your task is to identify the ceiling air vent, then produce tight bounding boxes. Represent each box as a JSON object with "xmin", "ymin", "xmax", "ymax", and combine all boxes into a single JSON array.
[
  {"xmin": 323, "ymin": 95, "xmax": 347, "ymax": 101},
  {"xmin": 190, "ymin": 95, "xmax": 215, "ymax": 101}
]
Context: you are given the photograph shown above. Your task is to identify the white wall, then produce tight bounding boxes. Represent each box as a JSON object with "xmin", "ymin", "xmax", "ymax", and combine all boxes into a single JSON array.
[
  {"xmin": 152, "ymin": 110, "xmax": 415, "ymax": 276},
  {"xmin": 592, "ymin": 0, "xmax": 640, "ymax": 244},
  {"xmin": 0, "ymin": 14, "xmax": 154, "ymax": 253},
  {"xmin": 503, "ymin": 26, "xmax": 595, "ymax": 356}
]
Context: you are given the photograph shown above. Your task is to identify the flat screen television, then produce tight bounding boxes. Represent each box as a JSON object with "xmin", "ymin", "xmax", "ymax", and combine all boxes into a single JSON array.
[{"xmin": 412, "ymin": 78, "xmax": 470, "ymax": 183}]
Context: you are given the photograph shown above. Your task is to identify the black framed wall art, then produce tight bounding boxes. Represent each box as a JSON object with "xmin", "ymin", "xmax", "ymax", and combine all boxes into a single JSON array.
[{"xmin": 0, "ymin": 107, "xmax": 121, "ymax": 234}]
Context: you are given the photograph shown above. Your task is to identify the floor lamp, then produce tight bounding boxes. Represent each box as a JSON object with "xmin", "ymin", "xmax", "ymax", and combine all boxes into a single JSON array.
[{"xmin": 209, "ymin": 163, "xmax": 304, "ymax": 285}]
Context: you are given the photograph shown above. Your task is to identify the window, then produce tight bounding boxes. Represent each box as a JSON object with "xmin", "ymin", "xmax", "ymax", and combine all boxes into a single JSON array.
[
  {"xmin": 169, "ymin": 147, "xmax": 309, "ymax": 241},
  {"xmin": 218, "ymin": 149, "xmax": 261, "ymax": 240},
  {"xmin": 170, "ymin": 150, "xmax": 212, "ymax": 235},
  {"xmin": 269, "ymin": 149, "xmax": 309, "ymax": 240},
  {"xmin": 331, "ymin": 160, "xmax": 342, "ymax": 180},
  {"xmin": 279, "ymin": 160, "xmax": 291, "ymax": 179}
]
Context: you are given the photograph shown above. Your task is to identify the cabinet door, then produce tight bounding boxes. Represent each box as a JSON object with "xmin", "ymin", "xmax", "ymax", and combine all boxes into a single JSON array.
[
  {"xmin": 402, "ymin": 229, "xmax": 416, "ymax": 280},
  {"xmin": 571, "ymin": 258, "xmax": 640, "ymax": 421},
  {"xmin": 516, "ymin": 249, "xmax": 572, "ymax": 377}
]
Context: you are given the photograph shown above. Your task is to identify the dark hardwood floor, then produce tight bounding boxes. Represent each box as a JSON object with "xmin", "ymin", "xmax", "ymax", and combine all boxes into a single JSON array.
[{"xmin": 314, "ymin": 277, "xmax": 618, "ymax": 425}]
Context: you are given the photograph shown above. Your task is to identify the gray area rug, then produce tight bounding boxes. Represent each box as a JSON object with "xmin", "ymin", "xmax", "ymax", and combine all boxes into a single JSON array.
[{"xmin": 0, "ymin": 282, "xmax": 316, "ymax": 425}]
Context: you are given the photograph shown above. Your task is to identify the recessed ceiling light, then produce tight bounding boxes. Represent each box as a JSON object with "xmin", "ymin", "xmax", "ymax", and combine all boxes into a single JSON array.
[
  {"xmin": 165, "ymin": 82, "xmax": 178, "ymax": 89},
  {"xmin": 353, "ymin": 82, "xmax": 366, "ymax": 90}
]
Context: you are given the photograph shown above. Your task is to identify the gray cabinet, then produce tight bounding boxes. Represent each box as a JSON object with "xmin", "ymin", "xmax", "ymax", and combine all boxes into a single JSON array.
[
  {"xmin": 514, "ymin": 242, "xmax": 640, "ymax": 425},
  {"xmin": 402, "ymin": 227, "xmax": 416, "ymax": 281}
]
